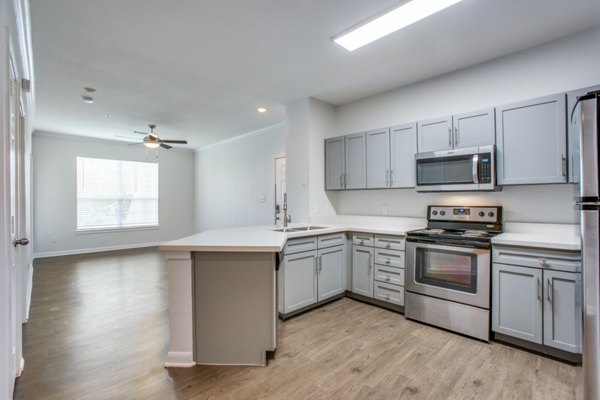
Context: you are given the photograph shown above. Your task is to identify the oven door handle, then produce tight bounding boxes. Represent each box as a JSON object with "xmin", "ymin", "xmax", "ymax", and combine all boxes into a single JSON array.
[{"xmin": 472, "ymin": 154, "xmax": 479, "ymax": 184}]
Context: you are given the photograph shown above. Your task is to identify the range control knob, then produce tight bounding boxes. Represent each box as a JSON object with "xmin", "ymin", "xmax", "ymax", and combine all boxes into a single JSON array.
[
  {"xmin": 440, "ymin": 211, "xmax": 446, "ymax": 216},
  {"xmin": 432, "ymin": 210, "xmax": 438, "ymax": 216},
  {"xmin": 479, "ymin": 212, "xmax": 485, "ymax": 217},
  {"xmin": 488, "ymin": 212, "xmax": 495, "ymax": 218}
]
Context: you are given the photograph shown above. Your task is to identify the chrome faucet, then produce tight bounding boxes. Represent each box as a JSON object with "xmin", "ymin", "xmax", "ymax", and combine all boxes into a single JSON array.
[{"xmin": 283, "ymin": 193, "xmax": 292, "ymax": 228}]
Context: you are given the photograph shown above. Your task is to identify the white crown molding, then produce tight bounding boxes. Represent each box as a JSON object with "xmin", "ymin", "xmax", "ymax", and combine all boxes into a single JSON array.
[{"xmin": 196, "ymin": 122, "xmax": 284, "ymax": 152}]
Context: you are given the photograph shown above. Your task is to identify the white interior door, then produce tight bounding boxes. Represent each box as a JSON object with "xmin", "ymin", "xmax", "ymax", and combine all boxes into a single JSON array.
[{"xmin": 274, "ymin": 157, "xmax": 286, "ymax": 224}]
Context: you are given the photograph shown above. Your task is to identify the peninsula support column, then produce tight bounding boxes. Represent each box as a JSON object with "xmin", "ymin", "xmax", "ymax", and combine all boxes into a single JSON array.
[{"xmin": 164, "ymin": 251, "xmax": 195, "ymax": 367}]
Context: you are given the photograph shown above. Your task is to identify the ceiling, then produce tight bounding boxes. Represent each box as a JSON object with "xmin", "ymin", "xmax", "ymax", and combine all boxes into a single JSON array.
[{"xmin": 30, "ymin": 0, "xmax": 600, "ymax": 149}]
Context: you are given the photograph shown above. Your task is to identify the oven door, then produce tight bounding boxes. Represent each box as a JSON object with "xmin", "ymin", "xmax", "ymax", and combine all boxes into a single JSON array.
[{"xmin": 406, "ymin": 241, "xmax": 490, "ymax": 309}]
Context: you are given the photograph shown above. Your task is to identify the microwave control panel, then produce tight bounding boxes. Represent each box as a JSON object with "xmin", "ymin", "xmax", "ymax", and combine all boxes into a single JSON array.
[{"xmin": 478, "ymin": 153, "xmax": 492, "ymax": 184}]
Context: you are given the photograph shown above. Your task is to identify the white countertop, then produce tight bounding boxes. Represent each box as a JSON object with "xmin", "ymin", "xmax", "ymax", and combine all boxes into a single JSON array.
[
  {"xmin": 159, "ymin": 215, "xmax": 426, "ymax": 253},
  {"xmin": 160, "ymin": 216, "xmax": 581, "ymax": 253},
  {"xmin": 492, "ymin": 222, "xmax": 581, "ymax": 251}
]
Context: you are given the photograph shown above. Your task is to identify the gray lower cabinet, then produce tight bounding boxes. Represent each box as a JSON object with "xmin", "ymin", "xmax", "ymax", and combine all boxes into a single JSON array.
[
  {"xmin": 492, "ymin": 263, "xmax": 543, "ymax": 343},
  {"xmin": 280, "ymin": 250, "xmax": 318, "ymax": 314},
  {"xmin": 352, "ymin": 245, "xmax": 374, "ymax": 298},
  {"xmin": 317, "ymin": 245, "xmax": 345, "ymax": 301},
  {"xmin": 279, "ymin": 234, "xmax": 346, "ymax": 316},
  {"xmin": 543, "ymin": 269, "xmax": 582, "ymax": 353},
  {"xmin": 496, "ymin": 93, "xmax": 567, "ymax": 185},
  {"xmin": 492, "ymin": 246, "xmax": 582, "ymax": 354}
]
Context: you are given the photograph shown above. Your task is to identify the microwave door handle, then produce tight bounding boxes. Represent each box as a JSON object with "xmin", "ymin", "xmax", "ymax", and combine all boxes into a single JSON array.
[{"xmin": 472, "ymin": 154, "xmax": 479, "ymax": 184}]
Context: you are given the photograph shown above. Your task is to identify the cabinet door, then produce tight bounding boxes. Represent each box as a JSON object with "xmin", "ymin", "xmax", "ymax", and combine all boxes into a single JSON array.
[
  {"xmin": 492, "ymin": 263, "xmax": 543, "ymax": 344},
  {"xmin": 390, "ymin": 123, "xmax": 417, "ymax": 188},
  {"xmin": 417, "ymin": 117, "xmax": 452, "ymax": 153},
  {"xmin": 543, "ymin": 270, "xmax": 582, "ymax": 353},
  {"xmin": 496, "ymin": 93, "xmax": 567, "ymax": 185},
  {"xmin": 317, "ymin": 246, "xmax": 345, "ymax": 302},
  {"xmin": 366, "ymin": 128, "xmax": 391, "ymax": 188},
  {"xmin": 567, "ymin": 85, "xmax": 600, "ymax": 184},
  {"xmin": 344, "ymin": 133, "xmax": 367, "ymax": 189},
  {"xmin": 452, "ymin": 108, "xmax": 495, "ymax": 149},
  {"xmin": 352, "ymin": 246, "xmax": 373, "ymax": 298},
  {"xmin": 325, "ymin": 136, "xmax": 345, "ymax": 190},
  {"xmin": 282, "ymin": 251, "xmax": 317, "ymax": 313}
]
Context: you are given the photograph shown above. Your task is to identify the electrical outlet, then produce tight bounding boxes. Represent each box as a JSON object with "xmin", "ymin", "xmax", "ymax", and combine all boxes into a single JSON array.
[
  {"xmin": 257, "ymin": 196, "xmax": 266, "ymax": 203},
  {"xmin": 381, "ymin": 204, "xmax": 388, "ymax": 215},
  {"xmin": 51, "ymin": 235, "xmax": 57, "ymax": 243}
]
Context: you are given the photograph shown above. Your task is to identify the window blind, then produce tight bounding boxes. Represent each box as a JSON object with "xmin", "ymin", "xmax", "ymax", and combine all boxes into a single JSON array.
[{"xmin": 76, "ymin": 157, "xmax": 159, "ymax": 231}]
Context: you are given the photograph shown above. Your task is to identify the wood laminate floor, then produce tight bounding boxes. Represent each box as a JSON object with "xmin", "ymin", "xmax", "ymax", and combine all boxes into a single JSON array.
[{"xmin": 14, "ymin": 248, "xmax": 581, "ymax": 400}]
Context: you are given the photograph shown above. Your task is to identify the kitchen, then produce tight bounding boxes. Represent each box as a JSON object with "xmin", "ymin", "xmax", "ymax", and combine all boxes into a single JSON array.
[{"xmin": 3, "ymin": 0, "xmax": 600, "ymax": 399}]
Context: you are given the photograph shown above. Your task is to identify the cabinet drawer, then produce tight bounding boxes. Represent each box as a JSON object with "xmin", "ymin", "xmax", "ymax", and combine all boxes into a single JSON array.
[
  {"xmin": 284, "ymin": 237, "xmax": 318, "ymax": 255},
  {"xmin": 374, "ymin": 248, "xmax": 405, "ymax": 269},
  {"xmin": 374, "ymin": 264, "xmax": 405, "ymax": 286},
  {"xmin": 318, "ymin": 233, "xmax": 346, "ymax": 249},
  {"xmin": 493, "ymin": 246, "xmax": 581, "ymax": 272},
  {"xmin": 374, "ymin": 282, "xmax": 404, "ymax": 306},
  {"xmin": 353, "ymin": 233, "xmax": 374, "ymax": 247},
  {"xmin": 374, "ymin": 235, "xmax": 406, "ymax": 250}
]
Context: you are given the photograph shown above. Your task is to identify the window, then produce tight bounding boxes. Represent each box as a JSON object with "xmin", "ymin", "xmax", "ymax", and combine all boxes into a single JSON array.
[{"xmin": 76, "ymin": 157, "xmax": 159, "ymax": 231}]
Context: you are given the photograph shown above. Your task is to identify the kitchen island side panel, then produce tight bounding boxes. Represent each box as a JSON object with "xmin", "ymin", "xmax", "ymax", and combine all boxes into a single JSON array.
[{"xmin": 193, "ymin": 252, "xmax": 277, "ymax": 366}]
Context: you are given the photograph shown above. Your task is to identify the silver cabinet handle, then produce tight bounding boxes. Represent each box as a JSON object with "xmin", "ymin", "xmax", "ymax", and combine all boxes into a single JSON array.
[
  {"xmin": 547, "ymin": 278, "xmax": 552, "ymax": 303},
  {"xmin": 448, "ymin": 128, "xmax": 452, "ymax": 147},
  {"xmin": 389, "ymin": 170, "xmax": 393, "ymax": 187},
  {"xmin": 537, "ymin": 278, "xmax": 542, "ymax": 301},
  {"xmin": 368, "ymin": 253, "xmax": 372, "ymax": 270},
  {"xmin": 562, "ymin": 155, "xmax": 567, "ymax": 177},
  {"xmin": 385, "ymin": 169, "xmax": 389, "ymax": 186},
  {"xmin": 314, "ymin": 255, "xmax": 318, "ymax": 272},
  {"xmin": 455, "ymin": 127, "xmax": 459, "ymax": 146},
  {"xmin": 340, "ymin": 174, "xmax": 343, "ymax": 188},
  {"xmin": 343, "ymin": 173, "xmax": 347, "ymax": 188}
]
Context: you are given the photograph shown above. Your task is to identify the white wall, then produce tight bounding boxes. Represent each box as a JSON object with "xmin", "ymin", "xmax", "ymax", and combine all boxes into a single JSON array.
[
  {"xmin": 327, "ymin": 26, "xmax": 600, "ymax": 224},
  {"xmin": 32, "ymin": 132, "xmax": 195, "ymax": 257},
  {"xmin": 195, "ymin": 124, "xmax": 285, "ymax": 231}
]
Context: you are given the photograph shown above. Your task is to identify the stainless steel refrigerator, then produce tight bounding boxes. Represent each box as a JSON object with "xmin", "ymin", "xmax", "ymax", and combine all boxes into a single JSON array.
[{"xmin": 577, "ymin": 90, "xmax": 600, "ymax": 400}]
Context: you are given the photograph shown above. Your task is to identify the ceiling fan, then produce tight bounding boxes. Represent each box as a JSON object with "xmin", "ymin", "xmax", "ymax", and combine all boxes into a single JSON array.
[{"xmin": 122, "ymin": 124, "xmax": 188, "ymax": 149}]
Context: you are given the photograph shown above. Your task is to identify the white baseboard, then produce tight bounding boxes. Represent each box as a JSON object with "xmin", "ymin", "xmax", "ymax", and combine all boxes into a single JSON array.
[
  {"xmin": 33, "ymin": 242, "xmax": 164, "ymax": 259},
  {"xmin": 165, "ymin": 351, "xmax": 195, "ymax": 368}
]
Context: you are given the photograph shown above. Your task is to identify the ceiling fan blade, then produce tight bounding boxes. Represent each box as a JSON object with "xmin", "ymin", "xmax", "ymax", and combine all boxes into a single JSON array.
[
  {"xmin": 128, "ymin": 142, "xmax": 144, "ymax": 146},
  {"xmin": 160, "ymin": 140, "xmax": 188, "ymax": 144},
  {"xmin": 160, "ymin": 143, "xmax": 172, "ymax": 149},
  {"xmin": 133, "ymin": 130, "xmax": 149, "ymax": 135}
]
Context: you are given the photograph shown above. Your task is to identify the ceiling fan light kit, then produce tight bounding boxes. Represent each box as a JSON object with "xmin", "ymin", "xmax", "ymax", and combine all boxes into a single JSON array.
[{"xmin": 128, "ymin": 124, "xmax": 188, "ymax": 150}]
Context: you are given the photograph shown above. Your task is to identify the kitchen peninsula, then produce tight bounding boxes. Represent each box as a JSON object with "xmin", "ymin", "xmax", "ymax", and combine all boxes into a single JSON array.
[{"xmin": 159, "ymin": 216, "xmax": 425, "ymax": 367}]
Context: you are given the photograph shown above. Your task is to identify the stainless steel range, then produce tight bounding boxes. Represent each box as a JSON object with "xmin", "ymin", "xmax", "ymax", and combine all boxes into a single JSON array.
[{"xmin": 405, "ymin": 205, "xmax": 502, "ymax": 341}]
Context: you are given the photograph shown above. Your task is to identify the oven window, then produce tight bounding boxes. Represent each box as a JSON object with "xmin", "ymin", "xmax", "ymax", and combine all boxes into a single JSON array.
[
  {"xmin": 415, "ymin": 248, "xmax": 477, "ymax": 293},
  {"xmin": 417, "ymin": 155, "xmax": 474, "ymax": 185}
]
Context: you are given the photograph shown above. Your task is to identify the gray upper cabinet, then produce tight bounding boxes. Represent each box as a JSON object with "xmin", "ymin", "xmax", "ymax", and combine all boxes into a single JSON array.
[
  {"xmin": 452, "ymin": 108, "xmax": 495, "ymax": 149},
  {"xmin": 543, "ymin": 270, "xmax": 582, "ymax": 353},
  {"xmin": 390, "ymin": 123, "xmax": 417, "ymax": 188},
  {"xmin": 366, "ymin": 128, "xmax": 391, "ymax": 189},
  {"xmin": 496, "ymin": 93, "xmax": 567, "ymax": 185},
  {"xmin": 344, "ymin": 133, "xmax": 367, "ymax": 189},
  {"xmin": 567, "ymin": 85, "xmax": 600, "ymax": 184},
  {"xmin": 417, "ymin": 116, "xmax": 452, "ymax": 153},
  {"xmin": 492, "ymin": 263, "xmax": 543, "ymax": 344},
  {"xmin": 325, "ymin": 136, "xmax": 345, "ymax": 190}
]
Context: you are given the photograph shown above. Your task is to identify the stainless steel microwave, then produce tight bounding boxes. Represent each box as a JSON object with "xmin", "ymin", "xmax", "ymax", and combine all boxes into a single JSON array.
[{"xmin": 415, "ymin": 145, "xmax": 496, "ymax": 192}]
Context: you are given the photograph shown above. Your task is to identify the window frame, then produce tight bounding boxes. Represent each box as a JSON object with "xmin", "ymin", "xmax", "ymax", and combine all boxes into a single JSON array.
[{"xmin": 75, "ymin": 156, "xmax": 160, "ymax": 233}]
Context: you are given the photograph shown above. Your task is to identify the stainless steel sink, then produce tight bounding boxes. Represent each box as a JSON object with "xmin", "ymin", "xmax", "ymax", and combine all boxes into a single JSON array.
[{"xmin": 272, "ymin": 226, "xmax": 328, "ymax": 232}]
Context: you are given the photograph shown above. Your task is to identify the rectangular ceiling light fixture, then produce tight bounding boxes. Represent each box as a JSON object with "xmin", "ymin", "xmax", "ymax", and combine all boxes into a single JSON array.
[{"xmin": 333, "ymin": 0, "xmax": 463, "ymax": 52}]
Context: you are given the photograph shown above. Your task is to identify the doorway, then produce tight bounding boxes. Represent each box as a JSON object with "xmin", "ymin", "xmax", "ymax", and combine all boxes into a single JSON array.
[{"xmin": 274, "ymin": 157, "xmax": 286, "ymax": 224}]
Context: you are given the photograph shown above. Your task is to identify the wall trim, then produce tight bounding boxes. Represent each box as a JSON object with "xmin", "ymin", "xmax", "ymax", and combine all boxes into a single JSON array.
[
  {"xmin": 165, "ymin": 351, "xmax": 195, "ymax": 368},
  {"xmin": 33, "ymin": 241, "xmax": 164, "ymax": 259},
  {"xmin": 197, "ymin": 122, "xmax": 284, "ymax": 151}
]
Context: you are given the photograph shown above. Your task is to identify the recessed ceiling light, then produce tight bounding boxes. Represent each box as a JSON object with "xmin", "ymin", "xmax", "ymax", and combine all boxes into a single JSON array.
[
  {"xmin": 82, "ymin": 96, "xmax": 94, "ymax": 104},
  {"xmin": 84, "ymin": 87, "xmax": 97, "ymax": 93},
  {"xmin": 333, "ymin": 0, "xmax": 463, "ymax": 52},
  {"xmin": 257, "ymin": 107, "xmax": 267, "ymax": 113}
]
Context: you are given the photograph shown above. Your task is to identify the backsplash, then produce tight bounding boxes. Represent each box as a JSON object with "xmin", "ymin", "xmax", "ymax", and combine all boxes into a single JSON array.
[{"xmin": 333, "ymin": 183, "xmax": 579, "ymax": 224}]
